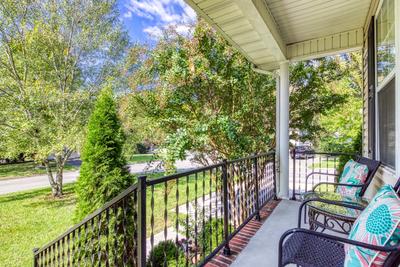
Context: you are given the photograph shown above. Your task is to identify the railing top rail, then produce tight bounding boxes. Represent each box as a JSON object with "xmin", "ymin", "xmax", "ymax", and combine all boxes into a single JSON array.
[
  {"xmin": 295, "ymin": 151, "xmax": 358, "ymax": 157},
  {"xmin": 146, "ymin": 163, "xmax": 224, "ymax": 186},
  {"xmin": 35, "ymin": 183, "xmax": 138, "ymax": 255},
  {"xmin": 226, "ymin": 151, "xmax": 275, "ymax": 164},
  {"xmin": 146, "ymin": 151, "xmax": 275, "ymax": 186}
]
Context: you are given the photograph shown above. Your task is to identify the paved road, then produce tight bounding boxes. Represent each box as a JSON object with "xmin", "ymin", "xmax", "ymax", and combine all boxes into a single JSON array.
[{"xmin": 0, "ymin": 160, "xmax": 199, "ymax": 195}]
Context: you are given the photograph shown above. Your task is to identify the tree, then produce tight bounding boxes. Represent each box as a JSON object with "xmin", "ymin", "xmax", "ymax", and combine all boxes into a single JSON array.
[
  {"xmin": 318, "ymin": 53, "xmax": 363, "ymax": 153},
  {"xmin": 75, "ymin": 87, "xmax": 132, "ymax": 221},
  {"xmin": 0, "ymin": 0, "xmax": 128, "ymax": 196},
  {"xmin": 125, "ymin": 21, "xmax": 348, "ymax": 167}
]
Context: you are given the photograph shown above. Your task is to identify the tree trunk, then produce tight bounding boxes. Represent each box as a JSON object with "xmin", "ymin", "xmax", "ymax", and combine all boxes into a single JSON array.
[{"xmin": 43, "ymin": 152, "xmax": 69, "ymax": 198}]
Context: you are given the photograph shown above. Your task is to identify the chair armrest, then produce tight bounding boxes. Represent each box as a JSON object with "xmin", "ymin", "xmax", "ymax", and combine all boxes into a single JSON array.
[
  {"xmin": 298, "ymin": 198, "xmax": 364, "ymax": 227},
  {"xmin": 312, "ymin": 182, "xmax": 364, "ymax": 192},
  {"xmin": 279, "ymin": 228, "xmax": 400, "ymax": 253},
  {"xmin": 305, "ymin": 172, "xmax": 339, "ymax": 192}
]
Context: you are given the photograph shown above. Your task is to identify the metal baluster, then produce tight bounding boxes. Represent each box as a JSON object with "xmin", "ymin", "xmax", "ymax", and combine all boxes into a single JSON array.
[
  {"xmin": 208, "ymin": 169, "xmax": 213, "ymax": 255},
  {"xmin": 113, "ymin": 206, "xmax": 118, "ymax": 267},
  {"xmin": 194, "ymin": 172, "xmax": 198, "ymax": 263},
  {"xmin": 137, "ymin": 176, "xmax": 147, "ymax": 267},
  {"xmin": 185, "ymin": 175, "xmax": 189, "ymax": 267},
  {"xmin": 105, "ymin": 209, "xmax": 109, "ymax": 267},
  {"xmin": 175, "ymin": 176, "xmax": 179, "ymax": 266},
  {"xmin": 122, "ymin": 198, "xmax": 128, "ymax": 266},
  {"xmin": 254, "ymin": 156, "xmax": 260, "ymax": 220},
  {"xmin": 292, "ymin": 149, "xmax": 296, "ymax": 199},
  {"xmin": 215, "ymin": 167, "xmax": 220, "ymax": 247},
  {"xmin": 230, "ymin": 163, "xmax": 237, "ymax": 231},
  {"xmin": 222, "ymin": 160, "xmax": 231, "ymax": 255},
  {"xmin": 150, "ymin": 184, "xmax": 154, "ymax": 267},
  {"xmin": 163, "ymin": 180, "xmax": 168, "ymax": 267},
  {"xmin": 202, "ymin": 170, "xmax": 206, "ymax": 262}
]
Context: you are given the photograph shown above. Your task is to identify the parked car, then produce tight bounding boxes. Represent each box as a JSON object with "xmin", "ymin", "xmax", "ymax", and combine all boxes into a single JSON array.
[{"xmin": 290, "ymin": 142, "xmax": 314, "ymax": 159}]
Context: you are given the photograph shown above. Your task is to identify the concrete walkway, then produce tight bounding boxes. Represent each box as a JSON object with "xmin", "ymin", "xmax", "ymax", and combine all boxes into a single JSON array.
[
  {"xmin": 0, "ymin": 160, "xmax": 198, "ymax": 195},
  {"xmin": 231, "ymin": 200, "xmax": 300, "ymax": 267}
]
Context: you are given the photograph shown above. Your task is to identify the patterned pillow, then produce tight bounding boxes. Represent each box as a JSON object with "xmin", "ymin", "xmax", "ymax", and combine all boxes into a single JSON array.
[
  {"xmin": 344, "ymin": 185, "xmax": 400, "ymax": 266},
  {"xmin": 336, "ymin": 159, "xmax": 369, "ymax": 197}
]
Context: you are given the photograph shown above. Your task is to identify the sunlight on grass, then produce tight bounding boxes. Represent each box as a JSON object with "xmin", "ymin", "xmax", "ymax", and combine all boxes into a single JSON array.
[
  {"xmin": 128, "ymin": 154, "xmax": 155, "ymax": 164},
  {"xmin": 0, "ymin": 184, "xmax": 76, "ymax": 267},
  {"xmin": 0, "ymin": 162, "xmax": 79, "ymax": 180},
  {"xmin": 0, "ymin": 171, "xmax": 212, "ymax": 266}
]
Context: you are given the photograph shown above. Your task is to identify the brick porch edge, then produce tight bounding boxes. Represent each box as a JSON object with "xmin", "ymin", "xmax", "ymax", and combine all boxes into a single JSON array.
[{"xmin": 205, "ymin": 200, "xmax": 281, "ymax": 267}]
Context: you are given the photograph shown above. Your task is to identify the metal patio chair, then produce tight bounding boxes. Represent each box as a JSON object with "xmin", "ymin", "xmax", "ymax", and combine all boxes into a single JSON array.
[
  {"xmin": 302, "ymin": 156, "xmax": 381, "ymax": 234},
  {"xmin": 278, "ymin": 197, "xmax": 400, "ymax": 267}
]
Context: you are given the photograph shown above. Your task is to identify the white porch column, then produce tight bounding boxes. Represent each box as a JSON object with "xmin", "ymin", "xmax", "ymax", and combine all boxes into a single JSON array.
[
  {"xmin": 278, "ymin": 61, "xmax": 289, "ymax": 198},
  {"xmin": 275, "ymin": 72, "xmax": 280, "ymax": 193}
]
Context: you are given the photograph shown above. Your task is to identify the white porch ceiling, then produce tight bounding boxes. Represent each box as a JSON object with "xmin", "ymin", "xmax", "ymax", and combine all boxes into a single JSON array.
[{"xmin": 185, "ymin": 0, "xmax": 374, "ymax": 70}]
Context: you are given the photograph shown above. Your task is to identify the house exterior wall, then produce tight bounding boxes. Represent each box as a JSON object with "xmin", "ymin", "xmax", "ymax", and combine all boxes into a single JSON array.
[{"xmin": 362, "ymin": 0, "xmax": 397, "ymax": 200}]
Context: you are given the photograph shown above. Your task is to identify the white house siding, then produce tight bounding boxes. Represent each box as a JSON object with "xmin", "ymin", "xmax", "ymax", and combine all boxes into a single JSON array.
[{"xmin": 362, "ymin": 0, "xmax": 397, "ymax": 200}]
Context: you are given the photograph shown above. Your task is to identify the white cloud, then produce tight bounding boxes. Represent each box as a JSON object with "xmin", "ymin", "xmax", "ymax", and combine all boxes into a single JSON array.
[
  {"xmin": 124, "ymin": 0, "xmax": 197, "ymax": 40},
  {"xmin": 143, "ymin": 26, "xmax": 163, "ymax": 39}
]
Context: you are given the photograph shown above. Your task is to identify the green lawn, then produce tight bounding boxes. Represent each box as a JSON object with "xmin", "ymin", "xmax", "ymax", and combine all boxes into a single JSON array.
[
  {"xmin": 0, "ymin": 154, "xmax": 154, "ymax": 180},
  {"xmin": 0, "ymin": 171, "xmax": 214, "ymax": 266},
  {"xmin": 0, "ymin": 161, "xmax": 79, "ymax": 180},
  {"xmin": 308, "ymin": 160, "xmax": 338, "ymax": 170},
  {"xmin": 128, "ymin": 153, "xmax": 155, "ymax": 163},
  {"xmin": 0, "ymin": 184, "xmax": 76, "ymax": 267}
]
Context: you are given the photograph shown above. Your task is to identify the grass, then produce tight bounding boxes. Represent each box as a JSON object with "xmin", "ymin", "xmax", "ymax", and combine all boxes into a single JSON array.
[
  {"xmin": 0, "ymin": 184, "xmax": 76, "ymax": 267},
  {"xmin": 128, "ymin": 154, "xmax": 155, "ymax": 164},
  {"xmin": 0, "ymin": 161, "xmax": 79, "ymax": 180},
  {"xmin": 0, "ymin": 154, "xmax": 154, "ymax": 180},
  {"xmin": 308, "ymin": 159, "xmax": 338, "ymax": 170},
  {"xmin": 0, "ymin": 171, "xmax": 214, "ymax": 266}
]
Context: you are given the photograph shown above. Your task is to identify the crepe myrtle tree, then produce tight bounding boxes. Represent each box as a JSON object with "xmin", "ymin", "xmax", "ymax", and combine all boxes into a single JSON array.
[
  {"xmin": 0, "ymin": 0, "xmax": 128, "ymax": 197},
  {"xmin": 125, "ymin": 20, "xmax": 347, "ymax": 168}
]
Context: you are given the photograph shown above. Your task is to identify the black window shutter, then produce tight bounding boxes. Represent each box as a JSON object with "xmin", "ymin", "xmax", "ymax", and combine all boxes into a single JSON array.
[{"xmin": 367, "ymin": 17, "xmax": 376, "ymax": 159}]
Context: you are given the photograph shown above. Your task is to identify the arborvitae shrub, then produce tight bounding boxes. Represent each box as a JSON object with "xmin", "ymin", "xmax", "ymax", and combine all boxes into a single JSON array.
[{"xmin": 75, "ymin": 88, "xmax": 133, "ymax": 221}]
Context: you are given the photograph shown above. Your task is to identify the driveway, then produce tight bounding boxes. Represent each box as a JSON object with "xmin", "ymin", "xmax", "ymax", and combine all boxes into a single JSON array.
[{"xmin": 0, "ymin": 159, "xmax": 199, "ymax": 195}]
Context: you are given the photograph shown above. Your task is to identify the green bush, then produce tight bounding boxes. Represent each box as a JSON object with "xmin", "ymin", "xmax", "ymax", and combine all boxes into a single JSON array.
[
  {"xmin": 337, "ymin": 126, "xmax": 362, "ymax": 175},
  {"xmin": 147, "ymin": 240, "xmax": 186, "ymax": 267},
  {"xmin": 75, "ymin": 87, "xmax": 133, "ymax": 221},
  {"xmin": 198, "ymin": 218, "xmax": 225, "ymax": 254},
  {"xmin": 136, "ymin": 143, "xmax": 148, "ymax": 154}
]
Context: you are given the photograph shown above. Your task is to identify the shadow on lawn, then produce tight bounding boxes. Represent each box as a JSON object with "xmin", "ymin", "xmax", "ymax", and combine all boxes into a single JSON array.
[{"xmin": 0, "ymin": 184, "xmax": 76, "ymax": 207}]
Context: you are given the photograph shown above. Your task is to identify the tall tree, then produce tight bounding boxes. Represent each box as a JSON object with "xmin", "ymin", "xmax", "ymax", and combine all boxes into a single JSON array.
[
  {"xmin": 318, "ymin": 52, "xmax": 363, "ymax": 152},
  {"xmin": 75, "ymin": 87, "xmax": 132, "ymax": 221},
  {"xmin": 0, "ymin": 0, "xmax": 128, "ymax": 196},
  {"xmin": 125, "ymin": 21, "xmax": 347, "ymax": 167}
]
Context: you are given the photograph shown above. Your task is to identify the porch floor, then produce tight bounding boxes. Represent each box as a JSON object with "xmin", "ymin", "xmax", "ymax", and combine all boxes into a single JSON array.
[{"xmin": 231, "ymin": 200, "xmax": 300, "ymax": 266}]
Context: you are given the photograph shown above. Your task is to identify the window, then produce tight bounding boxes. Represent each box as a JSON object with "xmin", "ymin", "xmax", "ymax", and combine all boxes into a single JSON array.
[
  {"xmin": 376, "ymin": 0, "xmax": 396, "ymax": 168},
  {"xmin": 378, "ymin": 78, "xmax": 395, "ymax": 168},
  {"xmin": 376, "ymin": 0, "xmax": 395, "ymax": 86}
]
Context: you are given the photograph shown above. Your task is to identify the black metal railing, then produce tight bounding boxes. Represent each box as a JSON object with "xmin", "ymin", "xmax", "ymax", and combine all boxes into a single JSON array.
[
  {"xmin": 290, "ymin": 150, "xmax": 357, "ymax": 199},
  {"xmin": 33, "ymin": 152, "xmax": 276, "ymax": 267}
]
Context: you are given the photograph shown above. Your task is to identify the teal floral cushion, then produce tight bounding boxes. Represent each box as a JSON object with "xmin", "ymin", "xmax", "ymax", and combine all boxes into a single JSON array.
[
  {"xmin": 337, "ymin": 159, "xmax": 368, "ymax": 197},
  {"xmin": 344, "ymin": 185, "xmax": 400, "ymax": 266}
]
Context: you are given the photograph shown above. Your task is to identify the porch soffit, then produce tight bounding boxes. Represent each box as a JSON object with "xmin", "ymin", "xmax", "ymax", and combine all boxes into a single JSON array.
[{"xmin": 185, "ymin": 0, "xmax": 374, "ymax": 70}]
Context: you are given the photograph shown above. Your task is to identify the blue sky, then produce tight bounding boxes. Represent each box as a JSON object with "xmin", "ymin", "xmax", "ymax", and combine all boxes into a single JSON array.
[{"xmin": 117, "ymin": 0, "xmax": 197, "ymax": 44}]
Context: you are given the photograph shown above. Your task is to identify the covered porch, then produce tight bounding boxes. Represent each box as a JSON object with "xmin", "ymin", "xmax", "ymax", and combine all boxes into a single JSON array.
[
  {"xmin": 185, "ymin": 0, "xmax": 400, "ymax": 266},
  {"xmin": 32, "ymin": 0, "xmax": 400, "ymax": 266}
]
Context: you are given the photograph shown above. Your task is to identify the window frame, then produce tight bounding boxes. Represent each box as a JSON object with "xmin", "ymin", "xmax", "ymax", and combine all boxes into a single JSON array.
[{"xmin": 375, "ymin": 0, "xmax": 397, "ymax": 170}]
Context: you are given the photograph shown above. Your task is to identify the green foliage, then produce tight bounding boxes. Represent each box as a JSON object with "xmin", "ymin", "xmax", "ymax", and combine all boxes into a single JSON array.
[
  {"xmin": 125, "ymin": 21, "xmax": 349, "ymax": 168},
  {"xmin": 75, "ymin": 88, "xmax": 133, "ymax": 221},
  {"xmin": 146, "ymin": 240, "xmax": 186, "ymax": 267},
  {"xmin": 198, "ymin": 218, "xmax": 226, "ymax": 254},
  {"xmin": 0, "ymin": 0, "xmax": 128, "ymax": 196},
  {"xmin": 289, "ymin": 58, "xmax": 348, "ymax": 142},
  {"xmin": 315, "ymin": 53, "xmax": 363, "ymax": 173}
]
